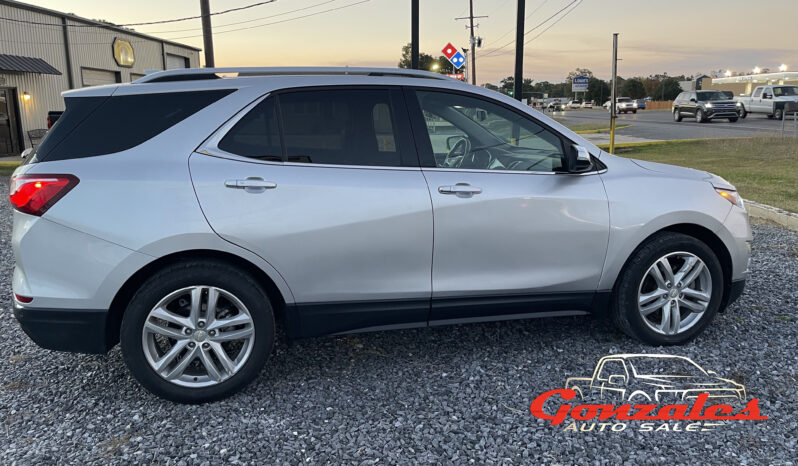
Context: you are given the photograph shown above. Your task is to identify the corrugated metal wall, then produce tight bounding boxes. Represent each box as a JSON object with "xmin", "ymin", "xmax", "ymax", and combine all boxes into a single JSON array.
[{"xmin": 0, "ymin": 3, "xmax": 200, "ymax": 153}]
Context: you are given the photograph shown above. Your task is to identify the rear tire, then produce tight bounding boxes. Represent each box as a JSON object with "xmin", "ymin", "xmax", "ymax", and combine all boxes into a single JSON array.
[
  {"xmin": 121, "ymin": 260, "xmax": 275, "ymax": 403},
  {"xmin": 611, "ymin": 232, "xmax": 724, "ymax": 346},
  {"xmin": 632, "ymin": 110, "xmax": 637, "ymax": 114},
  {"xmin": 774, "ymin": 108, "xmax": 784, "ymax": 120}
]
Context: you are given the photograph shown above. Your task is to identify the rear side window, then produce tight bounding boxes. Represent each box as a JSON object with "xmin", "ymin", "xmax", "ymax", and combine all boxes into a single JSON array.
[
  {"xmin": 34, "ymin": 89, "xmax": 233, "ymax": 163},
  {"xmin": 218, "ymin": 97, "xmax": 281, "ymax": 161},
  {"xmin": 278, "ymin": 89, "xmax": 406, "ymax": 167}
]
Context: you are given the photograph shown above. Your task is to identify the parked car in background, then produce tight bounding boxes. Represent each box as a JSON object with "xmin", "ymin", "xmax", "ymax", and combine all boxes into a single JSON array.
[
  {"xmin": 546, "ymin": 99, "xmax": 564, "ymax": 111},
  {"xmin": 615, "ymin": 97, "xmax": 638, "ymax": 114},
  {"xmin": 568, "ymin": 99, "xmax": 583, "ymax": 109},
  {"xmin": 734, "ymin": 85, "xmax": 798, "ymax": 119},
  {"xmin": 10, "ymin": 67, "xmax": 750, "ymax": 402},
  {"xmin": 581, "ymin": 101, "xmax": 594, "ymax": 109},
  {"xmin": 673, "ymin": 91, "xmax": 739, "ymax": 123},
  {"xmin": 635, "ymin": 99, "xmax": 647, "ymax": 110},
  {"xmin": 46, "ymin": 111, "xmax": 63, "ymax": 129}
]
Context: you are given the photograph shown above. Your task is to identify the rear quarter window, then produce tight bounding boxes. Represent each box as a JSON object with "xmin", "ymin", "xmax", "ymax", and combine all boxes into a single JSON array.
[{"xmin": 34, "ymin": 89, "xmax": 234, "ymax": 163}]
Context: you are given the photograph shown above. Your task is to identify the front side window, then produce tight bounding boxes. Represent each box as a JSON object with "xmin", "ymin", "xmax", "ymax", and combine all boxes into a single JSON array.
[
  {"xmin": 278, "ymin": 89, "xmax": 404, "ymax": 167},
  {"xmin": 219, "ymin": 97, "xmax": 281, "ymax": 161},
  {"xmin": 597, "ymin": 360, "xmax": 626, "ymax": 381},
  {"xmin": 753, "ymin": 88, "xmax": 763, "ymax": 97},
  {"xmin": 415, "ymin": 90, "xmax": 564, "ymax": 172}
]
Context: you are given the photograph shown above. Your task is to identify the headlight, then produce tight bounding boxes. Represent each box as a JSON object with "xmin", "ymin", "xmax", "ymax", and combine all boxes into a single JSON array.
[
  {"xmin": 705, "ymin": 102, "xmax": 713, "ymax": 108},
  {"xmin": 716, "ymin": 188, "xmax": 743, "ymax": 207},
  {"xmin": 633, "ymin": 102, "xmax": 638, "ymax": 107},
  {"xmin": 736, "ymin": 101, "xmax": 742, "ymax": 107}
]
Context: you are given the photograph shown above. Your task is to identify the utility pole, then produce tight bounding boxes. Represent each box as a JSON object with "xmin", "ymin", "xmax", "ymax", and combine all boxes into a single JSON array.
[
  {"xmin": 411, "ymin": 0, "xmax": 419, "ymax": 69},
  {"xmin": 513, "ymin": 0, "xmax": 525, "ymax": 102},
  {"xmin": 609, "ymin": 33, "xmax": 619, "ymax": 154},
  {"xmin": 456, "ymin": 1, "xmax": 487, "ymax": 85},
  {"xmin": 200, "ymin": 0, "xmax": 215, "ymax": 67}
]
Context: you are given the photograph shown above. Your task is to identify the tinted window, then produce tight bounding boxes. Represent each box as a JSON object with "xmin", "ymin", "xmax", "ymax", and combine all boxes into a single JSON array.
[
  {"xmin": 218, "ymin": 97, "xmax": 281, "ymax": 161},
  {"xmin": 34, "ymin": 90, "xmax": 233, "ymax": 163},
  {"xmin": 278, "ymin": 89, "xmax": 405, "ymax": 167},
  {"xmin": 415, "ymin": 90, "xmax": 564, "ymax": 172}
]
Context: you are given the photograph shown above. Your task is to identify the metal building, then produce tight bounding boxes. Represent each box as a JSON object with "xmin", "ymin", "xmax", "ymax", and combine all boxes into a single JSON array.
[
  {"xmin": 710, "ymin": 71, "xmax": 798, "ymax": 96},
  {"xmin": 0, "ymin": 0, "xmax": 200, "ymax": 156}
]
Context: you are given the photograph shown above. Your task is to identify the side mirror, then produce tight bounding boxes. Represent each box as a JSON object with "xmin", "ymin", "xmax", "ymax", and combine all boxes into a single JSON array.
[
  {"xmin": 564, "ymin": 144, "xmax": 592, "ymax": 173},
  {"xmin": 21, "ymin": 148, "xmax": 32, "ymax": 159},
  {"xmin": 763, "ymin": 93, "xmax": 771, "ymax": 99},
  {"xmin": 607, "ymin": 375, "xmax": 626, "ymax": 386},
  {"xmin": 689, "ymin": 98, "xmax": 697, "ymax": 103}
]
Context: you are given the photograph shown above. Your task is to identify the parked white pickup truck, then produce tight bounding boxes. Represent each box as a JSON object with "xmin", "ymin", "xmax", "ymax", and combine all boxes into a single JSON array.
[{"xmin": 735, "ymin": 85, "xmax": 798, "ymax": 119}]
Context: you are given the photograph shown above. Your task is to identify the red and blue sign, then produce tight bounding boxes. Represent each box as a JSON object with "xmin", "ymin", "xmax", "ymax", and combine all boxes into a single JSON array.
[{"xmin": 442, "ymin": 42, "xmax": 465, "ymax": 70}]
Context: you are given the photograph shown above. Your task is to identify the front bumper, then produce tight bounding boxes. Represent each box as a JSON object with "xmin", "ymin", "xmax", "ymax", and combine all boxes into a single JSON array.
[
  {"xmin": 705, "ymin": 109, "xmax": 738, "ymax": 119},
  {"xmin": 14, "ymin": 304, "xmax": 111, "ymax": 354}
]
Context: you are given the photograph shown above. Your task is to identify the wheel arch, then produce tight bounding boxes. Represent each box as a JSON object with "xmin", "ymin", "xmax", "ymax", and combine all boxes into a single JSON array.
[
  {"xmin": 607, "ymin": 223, "xmax": 733, "ymax": 311},
  {"xmin": 105, "ymin": 249, "xmax": 291, "ymax": 349}
]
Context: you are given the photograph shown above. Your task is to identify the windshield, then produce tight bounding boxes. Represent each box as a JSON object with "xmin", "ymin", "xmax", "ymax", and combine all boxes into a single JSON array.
[
  {"xmin": 628, "ymin": 357, "xmax": 708, "ymax": 377},
  {"xmin": 696, "ymin": 91, "xmax": 729, "ymax": 101},
  {"xmin": 773, "ymin": 86, "xmax": 798, "ymax": 96},
  {"xmin": 617, "ymin": 98, "xmax": 631, "ymax": 102}
]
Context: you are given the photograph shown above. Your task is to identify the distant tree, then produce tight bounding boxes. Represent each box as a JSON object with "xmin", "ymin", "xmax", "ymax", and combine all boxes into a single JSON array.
[
  {"xmin": 653, "ymin": 78, "xmax": 682, "ymax": 100},
  {"xmin": 498, "ymin": 76, "xmax": 535, "ymax": 97},
  {"xmin": 398, "ymin": 44, "xmax": 453, "ymax": 73},
  {"xmin": 586, "ymin": 78, "xmax": 610, "ymax": 104},
  {"xmin": 621, "ymin": 78, "xmax": 646, "ymax": 99}
]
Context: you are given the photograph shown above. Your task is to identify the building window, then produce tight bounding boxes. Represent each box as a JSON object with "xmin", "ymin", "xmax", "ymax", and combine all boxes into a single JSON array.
[
  {"xmin": 81, "ymin": 67, "xmax": 121, "ymax": 87},
  {"xmin": 166, "ymin": 54, "xmax": 190, "ymax": 70}
]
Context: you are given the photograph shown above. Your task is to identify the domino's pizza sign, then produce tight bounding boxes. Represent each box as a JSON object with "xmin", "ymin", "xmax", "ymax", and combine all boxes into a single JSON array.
[{"xmin": 442, "ymin": 42, "xmax": 466, "ymax": 70}]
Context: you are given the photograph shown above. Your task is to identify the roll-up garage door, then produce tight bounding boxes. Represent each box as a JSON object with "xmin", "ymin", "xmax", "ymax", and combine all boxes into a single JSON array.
[
  {"xmin": 166, "ymin": 54, "xmax": 189, "ymax": 70},
  {"xmin": 81, "ymin": 68, "xmax": 120, "ymax": 87}
]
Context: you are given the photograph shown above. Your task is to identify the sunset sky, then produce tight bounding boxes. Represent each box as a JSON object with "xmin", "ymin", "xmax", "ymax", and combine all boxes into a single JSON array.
[{"xmin": 28, "ymin": 0, "xmax": 798, "ymax": 84}]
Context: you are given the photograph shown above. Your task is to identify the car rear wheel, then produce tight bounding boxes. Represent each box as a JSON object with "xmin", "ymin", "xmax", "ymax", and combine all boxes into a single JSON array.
[
  {"xmin": 695, "ymin": 109, "xmax": 706, "ymax": 123},
  {"xmin": 611, "ymin": 232, "xmax": 724, "ymax": 346},
  {"xmin": 121, "ymin": 260, "xmax": 275, "ymax": 403},
  {"xmin": 673, "ymin": 109, "xmax": 682, "ymax": 122}
]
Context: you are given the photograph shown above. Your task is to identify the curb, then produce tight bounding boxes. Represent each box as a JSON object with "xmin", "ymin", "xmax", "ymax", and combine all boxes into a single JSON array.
[
  {"xmin": 574, "ymin": 124, "xmax": 631, "ymax": 134},
  {"xmin": 745, "ymin": 200, "xmax": 798, "ymax": 231}
]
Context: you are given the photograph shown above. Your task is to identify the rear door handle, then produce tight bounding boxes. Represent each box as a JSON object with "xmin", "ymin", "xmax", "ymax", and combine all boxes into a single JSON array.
[
  {"xmin": 438, "ymin": 183, "xmax": 482, "ymax": 197},
  {"xmin": 224, "ymin": 178, "xmax": 277, "ymax": 192}
]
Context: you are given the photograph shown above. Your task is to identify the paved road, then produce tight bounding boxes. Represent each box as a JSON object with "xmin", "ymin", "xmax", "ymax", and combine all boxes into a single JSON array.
[{"xmin": 555, "ymin": 108, "xmax": 796, "ymax": 140}]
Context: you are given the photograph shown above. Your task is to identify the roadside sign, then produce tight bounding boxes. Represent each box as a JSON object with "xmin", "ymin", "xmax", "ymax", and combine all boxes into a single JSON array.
[
  {"xmin": 449, "ymin": 51, "xmax": 466, "ymax": 69},
  {"xmin": 572, "ymin": 76, "xmax": 589, "ymax": 92},
  {"xmin": 446, "ymin": 73, "xmax": 465, "ymax": 80},
  {"xmin": 442, "ymin": 43, "xmax": 457, "ymax": 59}
]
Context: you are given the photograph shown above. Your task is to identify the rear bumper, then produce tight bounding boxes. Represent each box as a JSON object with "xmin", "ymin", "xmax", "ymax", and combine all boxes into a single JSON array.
[{"xmin": 13, "ymin": 305, "xmax": 111, "ymax": 354}]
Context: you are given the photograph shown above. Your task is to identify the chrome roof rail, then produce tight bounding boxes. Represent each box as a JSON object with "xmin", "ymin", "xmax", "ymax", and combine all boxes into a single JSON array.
[{"xmin": 135, "ymin": 66, "xmax": 455, "ymax": 83}]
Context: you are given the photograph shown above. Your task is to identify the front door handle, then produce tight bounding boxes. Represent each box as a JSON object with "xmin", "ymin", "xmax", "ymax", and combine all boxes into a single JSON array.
[
  {"xmin": 438, "ymin": 183, "xmax": 483, "ymax": 198},
  {"xmin": 225, "ymin": 178, "xmax": 277, "ymax": 192}
]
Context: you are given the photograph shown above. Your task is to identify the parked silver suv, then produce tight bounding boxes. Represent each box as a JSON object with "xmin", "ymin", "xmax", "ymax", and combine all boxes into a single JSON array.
[{"xmin": 10, "ymin": 67, "xmax": 751, "ymax": 402}]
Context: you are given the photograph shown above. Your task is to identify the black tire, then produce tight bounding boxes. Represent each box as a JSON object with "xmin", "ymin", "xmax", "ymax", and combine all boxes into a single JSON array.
[
  {"xmin": 611, "ymin": 232, "xmax": 724, "ymax": 346},
  {"xmin": 121, "ymin": 260, "xmax": 275, "ymax": 403},
  {"xmin": 738, "ymin": 106, "xmax": 747, "ymax": 118},
  {"xmin": 728, "ymin": 117, "xmax": 738, "ymax": 122},
  {"xmin": 774, "ymin": 108, "xmax": 784, "ymax": 120},
  {"xmin": 695, "ymin": 109, "xmax": 706, "ymax": 123},
  {"xmin": 673, "ymin": 109, "xmax": 682, "ymax": 122},
  {"xmin": 632, "ymin": 110, "xmax": 637, "ymax": 114}
]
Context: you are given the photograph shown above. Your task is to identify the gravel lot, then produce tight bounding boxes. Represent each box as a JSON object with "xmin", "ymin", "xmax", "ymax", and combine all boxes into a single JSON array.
[{"xmin": 1, "ymin": 177, "xmax": 796, "ymax": 465}]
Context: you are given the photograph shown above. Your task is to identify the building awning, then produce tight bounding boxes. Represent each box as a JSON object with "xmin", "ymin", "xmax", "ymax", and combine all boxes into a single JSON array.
[{"xmin": 0, "ymin": 54, "xmax": 61, "ymax": 75}]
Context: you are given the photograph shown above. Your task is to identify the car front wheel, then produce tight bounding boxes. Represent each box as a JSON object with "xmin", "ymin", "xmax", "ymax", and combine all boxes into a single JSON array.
[
  {"xmin": 611, "ymin": 232, "xmax": 724, "ymax": 345},
  {"xmin": 121, "ymin": 260, "xmax": 275, "ymax": 403},
  {"xmin": 673, "ymin": 109, "xmax": 682, "ymax": 122},
  {"xmin": 695, "ymin": 109, "xmax": 706, "ymax": 123}
]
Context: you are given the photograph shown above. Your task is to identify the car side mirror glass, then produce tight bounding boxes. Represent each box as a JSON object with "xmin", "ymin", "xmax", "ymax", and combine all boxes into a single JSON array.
[
  {"xmin": 565, "ymin": 144, "xmax": 592, "ymax": 173},
  {"xmin": 607, "ymin": 375, "xmax": 626, "ymax": 385},
  {"xmin": 21, "ymin": 148, "xmax": 33, "ymax": 159},
  {"xmin": 689, "ymin": 98, "xmax": 697, "ymax": 103},
  {"xmin": 763, "ymin": 94, "xmax": 771, "ymax": 99}
]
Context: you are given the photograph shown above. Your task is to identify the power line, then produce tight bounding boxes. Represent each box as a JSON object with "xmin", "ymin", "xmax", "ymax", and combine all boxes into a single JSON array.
[
  {"xmin": 480, "ymin": 0, "xmax": 578, "ymax": 58},
  {"xmin": 162, "ymin": 0, "xmax": 372, "ymax": 41},
  {"xmin": 0, "ymin": 0, "xmax": 277, "ymax": 28},
  {"xmin": 484, "ymin": 0, "xmax": 549, "ymax": 49},
  {"xmin": 139, "ymin": 0, "xmax": 339, "ymax": 34}
]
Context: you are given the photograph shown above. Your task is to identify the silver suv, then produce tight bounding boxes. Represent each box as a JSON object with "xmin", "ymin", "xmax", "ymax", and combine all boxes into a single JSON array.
[{"xmin": 10, "ymin": 67, "xmax": 751, "ymax": 402}]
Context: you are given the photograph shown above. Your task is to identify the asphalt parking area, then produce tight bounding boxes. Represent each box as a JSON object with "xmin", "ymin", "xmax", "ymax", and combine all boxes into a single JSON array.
[{"xmin": 1, "ymin": 177, "xmax": 796, "ymax": 465}]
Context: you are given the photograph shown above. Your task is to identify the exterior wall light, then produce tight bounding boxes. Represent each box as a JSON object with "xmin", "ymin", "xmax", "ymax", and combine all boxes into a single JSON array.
[
  {"xmin": 779, "ymin": 64, "xmax": 788, "ymax": 72},
  {"xmin": 22, "ymin": 92, "xmax": 31, "ymax": 101}
]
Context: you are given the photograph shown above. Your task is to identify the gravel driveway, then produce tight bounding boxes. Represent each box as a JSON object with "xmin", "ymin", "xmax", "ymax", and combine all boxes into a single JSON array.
[{"xmin": 1, "ymin": 177, "xmax": 796, "ymax": 465}]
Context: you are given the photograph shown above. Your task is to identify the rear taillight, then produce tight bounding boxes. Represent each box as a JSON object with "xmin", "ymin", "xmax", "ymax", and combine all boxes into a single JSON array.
[
  {"xmin": 9, "ymin": 174, "xmax": 79, "ymax": 216},
  {"xmin": 46, "ymin": 116, "xmax": 53, "ymax": 129},
  {"xmin": 14, "ymin": 293, "xmax": 33, "ymax": 304}
]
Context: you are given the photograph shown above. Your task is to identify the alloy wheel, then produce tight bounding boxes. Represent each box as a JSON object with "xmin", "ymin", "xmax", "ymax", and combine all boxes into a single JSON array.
[
  {"xmin": 637, "ymin": 252, "xmax": 712, "ymax": 335},
  {"xmin": 141, "ymin": 286, "xmax": 255, "ymax": 387}
]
